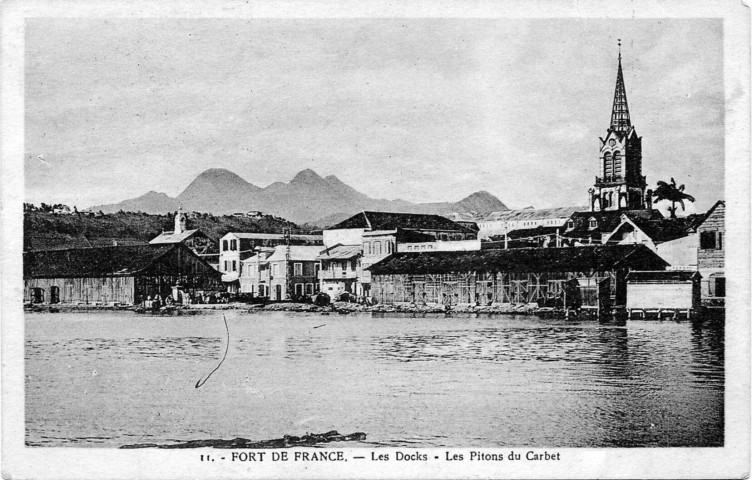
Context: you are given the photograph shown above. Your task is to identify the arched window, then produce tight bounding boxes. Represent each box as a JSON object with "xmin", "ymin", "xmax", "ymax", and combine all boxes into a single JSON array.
[
  {"xmin": 603, "ymin": 152, "xmax": 613, "ymax": 179},
  {"xmin": 613, "ymin": 151, "xmax": 622, "ymax": 177}
]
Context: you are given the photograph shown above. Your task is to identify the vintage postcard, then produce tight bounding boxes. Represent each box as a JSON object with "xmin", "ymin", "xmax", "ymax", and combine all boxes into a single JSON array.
[{"xmin": 1, "ymin": 0, "xmax": 749, "ymax": 478}]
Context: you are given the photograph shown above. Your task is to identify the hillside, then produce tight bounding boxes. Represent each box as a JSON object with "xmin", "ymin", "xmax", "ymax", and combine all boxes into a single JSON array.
[
  {"xmin": 90, "ymin": 168, "xmax": 509, "ymax": 225},
  {"xmin": 24, "ymin": 210, "xmax": 310, "ymax": 252}
]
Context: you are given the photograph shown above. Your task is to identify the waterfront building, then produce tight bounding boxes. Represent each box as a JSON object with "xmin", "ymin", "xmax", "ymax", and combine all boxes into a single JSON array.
[
  {"xmin": 317, "ymin": 244, "xmax": 362, "ymax": 298},
  {"xmin": 600, "ymin": 200, "xmax": 724, "ymax": 302},
  {"xmin": 625, "ymin": 271, "xmax": 702, "ymax": 318},
  {"xmin": 149, "ymin": 209, "xmax": 215, "ymax": 255},
  {"xmin": 238, "ymin": 247, "xmax": 275, "ymax": 297},
  {"xmin": 368, "ymin": 244, "xmax": 668, "ymax": 309},
  {"xmin": 696, "ymin": 200, "xmax": 725, "ymax": 300},
  {"xmin": 24, "ymin": 244, "xmax": 222, "ymax": 305},
  {"xmin": 238, "ymin": 245, "xmax": 321, "ymax": 300},
  {"xmin": 218, "ymin": 231, "xmax": 322, "ymax": 288},
  {"xmin": 323, "ymin": 211, "xmax": 479, "ymax": 297}
]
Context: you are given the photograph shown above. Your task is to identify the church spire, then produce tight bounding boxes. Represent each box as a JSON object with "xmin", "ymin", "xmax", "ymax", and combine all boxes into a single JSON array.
[{"xmin": 610, "ymin": 39, "xmax": 631, "ymax": 133}]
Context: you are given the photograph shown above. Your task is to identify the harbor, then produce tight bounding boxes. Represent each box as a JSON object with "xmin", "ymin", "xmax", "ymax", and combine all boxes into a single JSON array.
[{"xmin": 25, "ymin": 309, "xmax": 724, "ymax": 448}]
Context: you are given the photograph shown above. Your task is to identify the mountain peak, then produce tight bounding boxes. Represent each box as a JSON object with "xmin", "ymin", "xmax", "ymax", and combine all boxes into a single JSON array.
[
  {"xmin": 291, "ymin": 169, "xmax": 324, "ymax": 184},
  {"xmin": 457, "ymin": 191, "xmax": 509, "ymax": 212},
  {"xmin": 196, "ymin": 168, "xmax": 248, "ymax": 182}
]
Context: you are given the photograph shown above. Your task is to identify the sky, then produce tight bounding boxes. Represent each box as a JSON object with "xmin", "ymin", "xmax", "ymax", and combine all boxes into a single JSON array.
[{"xmin": 25, "ymin": 18, "xmax": 724, "ymax": 211}]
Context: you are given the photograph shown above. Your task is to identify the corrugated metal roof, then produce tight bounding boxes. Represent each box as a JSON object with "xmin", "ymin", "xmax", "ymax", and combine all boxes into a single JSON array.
[
  {"xmin": 265, "ymin": 245, "xmax": 324, "ymax": 262},
  {"xmin": 24, "ymin": 244, "xmax": 179, "ymax": 278},
  {"xmin": 326, "ymin": 211, "xmax": 471, "ymax": 232},
  {"xmin": 149, "ymin": 229, "xmax": 201, "ymax": 244},
  {"xmin": 222, "ymin": 232, "xmax": 322, "ymax": 241},
  {"xmin": 368, "ymin": 244, "xmax": 668, "ymax": 275},
  {"xmin": 479, "ymin": 206, "xmax": 583, "ymax": 222},
  {"xmin": 316, "ymin": 244, "xmax": 362, "ymax": 260}
]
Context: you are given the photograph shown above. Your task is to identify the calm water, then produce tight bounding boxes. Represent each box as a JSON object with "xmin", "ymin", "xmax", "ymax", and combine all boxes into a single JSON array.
[{"xmin": 25, "ymin": 311, "xmax": 724, "ymax": 448}]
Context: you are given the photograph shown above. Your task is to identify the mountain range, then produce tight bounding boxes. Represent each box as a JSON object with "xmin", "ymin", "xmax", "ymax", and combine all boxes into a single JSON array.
[{"xmin": 89, "ymin": 168, "xmax": 508, "ymax": 226}]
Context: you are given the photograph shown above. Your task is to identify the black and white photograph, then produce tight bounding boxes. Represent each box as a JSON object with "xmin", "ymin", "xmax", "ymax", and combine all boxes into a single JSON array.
[{"xmin": 1, "ymin": 1, "xmax": 749, "ymax": 478}]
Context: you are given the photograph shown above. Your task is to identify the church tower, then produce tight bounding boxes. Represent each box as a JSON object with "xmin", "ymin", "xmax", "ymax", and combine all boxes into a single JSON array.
[{"xmin": 589, "ymin": 42, "xmax": 650, "ymax": 212}]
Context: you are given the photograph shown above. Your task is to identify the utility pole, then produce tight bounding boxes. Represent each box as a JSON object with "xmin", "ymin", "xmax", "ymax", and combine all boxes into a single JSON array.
[{"xmin": 284, "ymin": 228, "xmax": 292, "ymax": 300}]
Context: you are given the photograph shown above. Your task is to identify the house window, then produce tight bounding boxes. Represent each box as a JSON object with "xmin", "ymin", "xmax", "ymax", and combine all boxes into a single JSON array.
[
  {"xmin": 588, "ymin": 218, "xmax": 597, "ymax": 230},
  {"xmin": 700, "ymin": 231, "xmax": 718, "ymax": 249},
  {"xmin": 232, "ymin": 261, "xmax": 237, "ymax": 272},
  {"xmin": 314, "ymin": 264, "xmax": 320, "ymax": 277},
  {"xmin": 295, "ymin": 283, "xmax": 304, "ymax": 297},
  {"xmin": 30, "ymin": 287, "xmax": 44, "ymax": 303},
  {"xmin": 294, "ymin": 262, "xmax": 303, "ymax": 276},
  {"xmin": 272, "ymin": 264, "xmax": 278, "ymax": 276},
  {"xmin": 374, "ymin": 241, "xmax": 381, "ymax": 255},
  {"xmin": 407, "ymin": 246, "xmax": 413, "ymax": 251},
  {"xmin": 341, "ymin": 261, "xmax": 347, "ymax": 273},
  {"xmin": 364, "ymin": 242, "xmax": 370, "ymax": 255},
  {"xmin": 566, "ymin": 220, "xmax": 574, "ymax": 230},
  {"xmin": 713, "ymin": 276, "xmax": 726, "ymax": 297},
  {"xmin": 718, "ymin": 232, "xmax": 723, "ymax": 249},
  {"xmin": 222, "ymin": 240, "xmax": 228, "ymax": 251}
]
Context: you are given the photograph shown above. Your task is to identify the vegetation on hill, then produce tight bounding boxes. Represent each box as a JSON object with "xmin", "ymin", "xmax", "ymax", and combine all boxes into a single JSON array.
[{"xmin": 24, "ymin": 204, "xmax": 316, "ymax": 252}]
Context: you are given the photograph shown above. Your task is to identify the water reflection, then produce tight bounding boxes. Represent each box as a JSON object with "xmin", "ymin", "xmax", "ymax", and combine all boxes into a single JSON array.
[{"xmin": 25, "ymin": 312, "xmax": 724, "ymax": 448}]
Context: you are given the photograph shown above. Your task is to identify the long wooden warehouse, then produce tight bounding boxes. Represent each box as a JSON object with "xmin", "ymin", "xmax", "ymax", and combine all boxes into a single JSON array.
[
  {"xmin": 24, "ymin": 244, "xmax": 222, "ymax": 305},
  {"xmin": 367, "ymin": 244, "xmax": 669, "ymax": 308}
]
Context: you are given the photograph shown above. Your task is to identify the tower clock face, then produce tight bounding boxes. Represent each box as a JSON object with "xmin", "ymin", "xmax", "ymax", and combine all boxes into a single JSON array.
[{"xmin": 608, "ymin": 139, "xmax": 616, "ymax": 147}]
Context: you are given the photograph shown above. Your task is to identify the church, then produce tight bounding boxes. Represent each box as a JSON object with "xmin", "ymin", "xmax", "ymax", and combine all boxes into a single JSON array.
[{"xmin": 588, "ymin": 45, "xmax": 652, "ymax": 213}]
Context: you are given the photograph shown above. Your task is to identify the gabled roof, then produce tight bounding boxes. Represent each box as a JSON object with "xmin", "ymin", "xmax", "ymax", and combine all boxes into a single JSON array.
[
  {"xmin": 563, "ymin": 209, "xmax": 663, "ymax": 238},
  {"xmin": 696, "ymin": 200, "xmax": 725, "ymax": 228},
  {"xmin": 605, "ymin": 211, "xmax": 708, "ymax": 245},
  {"xmin": 23, "ymin": 244, "xmax": 202, "ymax": 278},
  {"xmin": 265, "ymin": 245, "xmax": 323, "ymax": 263},
  {"xmin": 368, "ymin": 244, "xmax": 668, "ymax": 275},
  {"xmin": 316, "ymin": 244, "xmax": 362, "ymax": 260},
  {"xmin": 326, "ymin": 211, "xmax": 471, "ymax": 232},
  {"xmin": 149, "ymin": 229, "xmax": 202, "ymax": 244},
  {"xmin": 25, "ymin": 235, "xmax": 94, "ymax": 252}
]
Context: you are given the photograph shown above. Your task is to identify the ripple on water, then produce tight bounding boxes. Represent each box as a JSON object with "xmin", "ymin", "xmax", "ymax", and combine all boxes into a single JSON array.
[{"xmin": 24, "ymin": 312, "xmax": 724, "ymax": 448}]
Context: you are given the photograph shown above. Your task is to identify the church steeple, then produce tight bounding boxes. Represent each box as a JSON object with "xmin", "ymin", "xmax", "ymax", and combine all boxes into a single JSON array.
[
  {"xmin": 610, "ymin": 40, "xmax": 631, "ymax": 133},
  {"xmin": 589, "ymin": 41, "xmax": 649, "ymax": 213}
]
